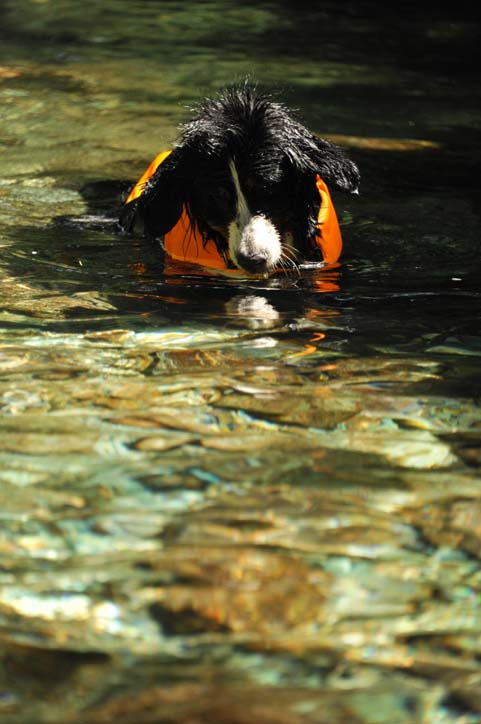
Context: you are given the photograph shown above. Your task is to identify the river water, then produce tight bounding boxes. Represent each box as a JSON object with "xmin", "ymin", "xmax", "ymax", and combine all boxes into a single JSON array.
[{"xmin": 1, "ymin": 2, "xmax": 481, "ymax": 722}]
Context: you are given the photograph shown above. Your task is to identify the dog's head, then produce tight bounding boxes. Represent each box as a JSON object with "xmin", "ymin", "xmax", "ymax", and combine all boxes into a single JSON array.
[{"xmin": 125, "ymin": 84, "xmax": 360, "ymax": 275}]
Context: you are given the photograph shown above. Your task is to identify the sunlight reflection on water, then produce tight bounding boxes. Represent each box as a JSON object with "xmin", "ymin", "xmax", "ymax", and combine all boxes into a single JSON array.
[{"xmin": 1, "ymin": 1, "xmax": 481, "ymax": 722}]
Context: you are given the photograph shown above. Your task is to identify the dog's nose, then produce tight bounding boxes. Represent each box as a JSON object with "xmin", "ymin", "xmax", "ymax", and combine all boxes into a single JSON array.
[{"xmin": 236, "ymin": 251, "xmax": 269, "ymax": 274}]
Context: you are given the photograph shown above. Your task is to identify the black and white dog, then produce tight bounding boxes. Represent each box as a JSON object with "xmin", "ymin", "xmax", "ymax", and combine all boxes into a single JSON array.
[{"xmin": 120, "ymin": 83, "xmax": 359, "ymax": 276}]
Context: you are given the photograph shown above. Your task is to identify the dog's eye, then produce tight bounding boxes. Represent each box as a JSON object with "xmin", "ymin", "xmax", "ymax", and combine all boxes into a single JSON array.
[
  {"xmin": 203, "ymin": 188, "xmax": 233, "ymax": 213},
  {"xmin": 195, "ymin": 184, "xmax": 235, "ymax": 226},
  {"xmin": 211, "ymin": 188, "xmax": 231, "ymax": 205}
]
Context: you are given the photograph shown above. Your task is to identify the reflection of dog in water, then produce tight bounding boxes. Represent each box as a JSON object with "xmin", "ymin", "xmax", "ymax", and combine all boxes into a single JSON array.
[
  {"xmin": 224, "ymin": 294, "xmax": 281, "ymax": 330},
  {"xmin": 120, "ymin": 83, "xmax": 359, "ymax": 277}
]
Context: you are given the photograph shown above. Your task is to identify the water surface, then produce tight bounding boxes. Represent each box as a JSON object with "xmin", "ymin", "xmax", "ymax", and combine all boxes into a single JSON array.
[{"xmin": 1, "ymin": 2, "xmax": 481, "ymax": 722}]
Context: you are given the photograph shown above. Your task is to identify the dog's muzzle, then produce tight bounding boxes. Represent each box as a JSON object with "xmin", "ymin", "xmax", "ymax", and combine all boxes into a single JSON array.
[{"xmin": 230, "ymin": 215, "xmax": 282, "ymax": 275}]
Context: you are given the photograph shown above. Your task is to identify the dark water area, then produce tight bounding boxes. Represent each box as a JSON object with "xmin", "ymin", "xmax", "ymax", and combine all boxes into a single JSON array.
[{"xmin": 1, "ymin": 2, "xmax": 481, "ymax": 723}]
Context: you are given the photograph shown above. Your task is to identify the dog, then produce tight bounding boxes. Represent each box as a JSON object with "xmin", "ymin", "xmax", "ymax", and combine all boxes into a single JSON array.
[{"xmin": 120, "ymin": 83, "xmax": 360, "ymax": 276}]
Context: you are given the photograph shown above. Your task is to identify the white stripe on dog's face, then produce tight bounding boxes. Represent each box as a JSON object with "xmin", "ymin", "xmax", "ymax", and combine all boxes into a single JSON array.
[
  {"xmin": 228, "ymin": 160, "xmax": 251, "ymax": 231},
  {"xmin": 227, "ymin": 160, "xmax": 282, "ymax": 274}
]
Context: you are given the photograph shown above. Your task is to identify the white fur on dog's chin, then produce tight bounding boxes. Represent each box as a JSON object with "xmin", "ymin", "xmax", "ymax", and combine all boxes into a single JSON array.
[{"xmin": 233, "ymin": 214, "xmax": 281, "ymax": 269}]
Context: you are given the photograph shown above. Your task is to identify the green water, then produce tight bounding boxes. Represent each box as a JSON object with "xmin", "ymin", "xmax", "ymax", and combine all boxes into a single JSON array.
[{"xmin": 1, "ymin": 2, "xmax": 481, "ymax": 722}]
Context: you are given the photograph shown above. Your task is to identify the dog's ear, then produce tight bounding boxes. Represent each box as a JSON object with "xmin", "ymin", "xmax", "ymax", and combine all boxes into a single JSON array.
[
  {"xmin": 284, "ymin": 133, "xmax": 360, "ymax": 194},
  {"xmin": 308, "ymin": 136, "xmax": 360, "ymax": 194},
  {"xmin": 119, "ymin": 147, "xmax": 186, "ymax": 238}
]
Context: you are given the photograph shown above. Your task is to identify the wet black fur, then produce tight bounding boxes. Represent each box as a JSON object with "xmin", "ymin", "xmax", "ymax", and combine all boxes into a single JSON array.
[{"xmin": 120, "ymin": 83, "xmax": 360, "ymax": 265}]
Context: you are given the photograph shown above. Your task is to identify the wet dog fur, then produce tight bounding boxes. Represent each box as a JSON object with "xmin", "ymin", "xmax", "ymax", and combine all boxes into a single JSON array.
[{"xmin": 120, "ymin": 83, "xmax": 360, "ymax": 276}]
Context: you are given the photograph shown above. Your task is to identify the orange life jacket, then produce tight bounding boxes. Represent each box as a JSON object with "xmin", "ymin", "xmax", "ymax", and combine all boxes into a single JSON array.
[{"xmin": 125, "ymin": 150, "xmax": 343, "ymax": 269}]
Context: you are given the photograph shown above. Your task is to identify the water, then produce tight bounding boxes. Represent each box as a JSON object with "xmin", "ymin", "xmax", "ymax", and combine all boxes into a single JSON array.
[{"xmin": 1, "ymin": 2, "xmax": 481, "ymax": 722}]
